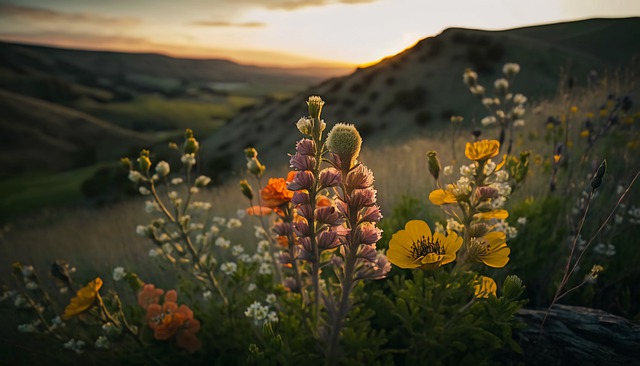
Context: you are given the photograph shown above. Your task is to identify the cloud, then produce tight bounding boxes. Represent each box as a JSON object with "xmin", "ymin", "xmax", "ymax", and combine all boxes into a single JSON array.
[
  {"xmin": 190, "ymin": 20, "xmax": 266, "ymax": 28},
  {"xmin": 0, "ymin": 3, "xmax": 140, "ymax": 26},
  {"xmin": 223, "ymin": 0, "xmax": 380, "ymax": 11}
]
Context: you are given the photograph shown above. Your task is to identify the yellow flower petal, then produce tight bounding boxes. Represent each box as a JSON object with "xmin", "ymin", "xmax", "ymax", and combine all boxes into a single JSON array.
[
  {"xmin": 387, "ymin": 220, "xmax": 461, "ymax": 270},
  {"xmin": 465, "ymin": 140, "xmax": 500, "ymax": 161},
  {"xmin": 475, "ymin": 209, "xmax": 509, "ymax": 220},
  {"xmin": 63, "ymin": 277, "xmax": 103, "ymax": 319},
  {"xmin": 474, "ymin": 276, "xmax": 497, "ymax": 298},
  {"xmin": 429, "ymin": 189, "xmax": 457, "ymax": 205}
]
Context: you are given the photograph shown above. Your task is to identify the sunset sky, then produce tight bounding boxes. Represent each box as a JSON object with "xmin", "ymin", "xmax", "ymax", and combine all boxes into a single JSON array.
[{"xmin": 0, "ymin": 0, "xmax": 638, "ymax": 67}]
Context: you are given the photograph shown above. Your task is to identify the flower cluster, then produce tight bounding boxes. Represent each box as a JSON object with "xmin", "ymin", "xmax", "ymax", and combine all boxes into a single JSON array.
[{"xmin": 139, "ymin": 284, "xmax": 201, "ymax": 353}]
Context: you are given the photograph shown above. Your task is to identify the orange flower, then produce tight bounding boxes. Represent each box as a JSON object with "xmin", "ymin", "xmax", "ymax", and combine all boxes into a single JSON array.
[
  {"xmin": 246, "ymin": 205, "xmax": 273, "ymax": 216},
  {"xmin": 175, "ymin": 305, "xmax": 202, "ymax": 353},
  {"xmin": 63, "ymin": 278, "xmax": 102, "ymax": 319},
  {"xmin": 138, "ymin": 284, "xmax": 164, "ymax": 309},
  {"xmin": 146, "ymin": 301, "xmax": 181, "ymax": 340},
  {"xmin": 261, "ymin": 177, "xmax": 294, "ymax": 208}
]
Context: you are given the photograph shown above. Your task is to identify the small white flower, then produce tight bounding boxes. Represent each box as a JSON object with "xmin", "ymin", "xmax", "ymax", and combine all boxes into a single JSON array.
[
  {"xmin": 512, "ymin": 106, "xmax": 526, "ymax": 118},
  {"xmin": 21, "ymin": 265, "xmax": 34, "ymax": 278},
  {"xmin": 220, "ymin": 262, "xmax": 237, "ymax": 276},
  {"xmin": 296, "ymin": 117, "xmax": 313, "ymax": 135},
  {"xmin": 443, "ymin": 165, "xmax": 453, "ymax": 176},
  {"xmin": 238, "ymin": 254, "xmax": 252, "ymax": 263},
  {"xmin": 190, "ymin": 187, "xmax": 199, "ymax": 194},
  {"xmin": 112, "ymin": 267, "xmax": 127, "ymax": 282},
  {"xmin": 257, "ymin": 240, "xmax": 270, "ymax": 254},
  {"xmin": 215, "ymin": 237, "xmax": 231, "ymax": 249},
  {"xmin": 267, "ymin": 311, "xmax": 279, "ymax": 324},
  {"xmin": 18, "ymin": 323, "xmax": 37, "ymax": 333},
  {"xmin": 181, "ymin": 153, "xmax": 196, "ymax": 166},
  {"xmin": 136, "ymin": 225, "xmax": 150, "ymax": 237},
  {"xmin": 210, "ymin": 225, "xmax": 220, "ymax": 236},
  {"xmin": 25, "ymin": 282, "xmax": 38, "ymax": 290},
  {"xmin": 481, "ymin": 116, "xmax": 496, "ymax": 126},
  {"xmin": 195, "ymin": 175, "xmax": 211, "ymax": 187},
  {"xmin": 470, "ymin": 85, "xmax": 485, "ymax": 95},
  {"xmin": 203, "ymin": 291, "xmax": 212, "ymax": 301},
  {"xmin": 139, "ymin": 186, "xmax": 151, "ymax": 195},
  {"xmin": 265, "ymin": 294, "xmax": 276, "ymax": 304},
  {"xmin": 517, "ymin": 217, "xmax": 527, "ymax": 225},
  {"xmin": 254, "ymin": 225, "xmax": 267, "ymax": 239},
  {"xmin": 231, "ymin": 245, "xmax": 245, "ymax": 256},
  {"xmin": 128, "ymin": 171, "xmax": 143, "ymax": 183},
  {"xmin": 145, "ymin": 201, "xmax": 160, "ymax": 213},
  {"xmin": 213, "ymin": 217, "xmax": 226, "ymax": 225},
  {"xmin": 171, "ymin": 178, "xmax": 183, "ymax": 185},
  {"xmin": 503, "ymin": 63, "xmax": 520, "ymax": 76},
  {"xmin": 247, "ymin": 283, "xmax": 257, "ymax": 292},
  {"xmin": 513, "ymin": 119, "xmax": 525, "ymax": 128},
  {"xmin": 482, "ymin": 98, "xmax": 494, "ymax": 107},
  {"xmin": 494, "ymin": 78, "xmax": 509, "ymax": 92},
  {"xmin": 434, "ymin": 221, "xmax": 445, "ymax": 235},
  {"xmin": 483, "ymin": 161, "xmax": 496, "ymax": 175},
  {"xmin": 227, "ymin": 218, "xmax": 242, "ymax": 229},
  {"xmin": 95, "ymin": 335, "xmax": 110, "ymax": 349},
  {"xmin": 513, "ymin": 93, "xmax": 527, "ymax": 105},
  {"xmin": 259, "ymin": 263, "xmax": 272, "ymax": 275},
  {"xmin": 155, "ymin": 161, "xmax": 170, "ymax": 176},
  {"xmin": 168, "ymin": 191, "xmax": 179, "ymax": 200},
  {"xmin": 614, "ymin": 214, "xmax": 623, "ymax": 224},
  {"xmin": 237, "ymin": 209, "xmax": 247, "ymax": 219}
]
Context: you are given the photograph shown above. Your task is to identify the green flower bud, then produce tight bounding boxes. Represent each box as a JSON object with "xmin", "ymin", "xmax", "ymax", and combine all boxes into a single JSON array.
[
  {"xmin": 247, "ymin": 157, "xmax": 265, "ymax": 177},
  {"xmin": 239, "ymin": 179, "xmax": 254, "ymax": 200},
  {"xmin": 427, "ymin": 151, "xmax": 441, "ymax": 181},
  {"xmin": 120, "ymin": 157, "xmax": 132, "ymax": 170},
  {"xmin": 125, "ymin": 273, "xmax": 144, "ymax": 294},
  {"xmin": 245, "ymin": 147, "xmax": 258, "ymax": 159},
  {"xmin": 502, "ymin": 275, "xmax": 524, "ymax": 301},
  {"xmin": 307, "ymin": 96, "xmax": 324, "ymax": 121},
  {"xmin": 326, "ymin": 123, "xmax": 362, "ymax": 171},
  {"xmin": 185, "ymin": 129, "xmax": 194, "ymax": 139},
  {"xmin": 184, "ymin": 137, "xmax": 199, "ymax": 154}
]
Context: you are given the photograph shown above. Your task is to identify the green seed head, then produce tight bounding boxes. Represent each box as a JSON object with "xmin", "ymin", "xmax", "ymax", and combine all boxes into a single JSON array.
[{"xmin": 326, "ymin": 123, "xmax": 362, "ymax": 170}]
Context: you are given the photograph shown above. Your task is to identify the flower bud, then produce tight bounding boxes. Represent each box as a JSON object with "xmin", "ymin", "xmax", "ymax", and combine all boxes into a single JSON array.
[
  {"xmin": 121, "ymin": 157, "xmax": 132, "ymax": 170},
  {"xmin": 591, "ymin": 159, "xmax": 607, "ymax": 190},
  {"xmin": 463, "ymin": 68, "xmax": 478, "ymax": 87},
  {"xmin": 296, "ymin": 139, "xmax": 316, "ymax": 156},
  {"xmin": 296, "ymin": 117, "xmax": 313, "ymax": 136},
  {"xmin": 194, "ymin": 175, "xmax": 211, "ymax": 187},
  {"xmin": 246, "ymin": 157, "xmax": 265, "ymax": 177},
  {"xmin": 502, "ymin": 63, "xmax": 520, "ymax": 77},
  {"xmin": 326, "ymin": 123, "xmax": 362, "ymax": 171},
  {"xmin": 427, "ymin": 151, "xmax": 441, "ymax": 181},
  {"xmin": 239, "ymin": 180, "xmax": 253, "ymax": 200},
  {"xmin": 318, "ymin": 168, "xmax": 341, "ymax": 189},
  {"xmin": 155, "ymin": 161, "xmax": 170, "ymax": 177},
  {"xmin": 317, "ymin": 230, "xmax": 340, "ymax": 250},
  {"xmin": 502, "ymin": 275, "xmax": 524, "ymax": 300},
  {"xmin": 346, "ymin": 164, "xmax": 374, "ymax": 189},
  {"xmin": 137, "ymin": 150, "xmax": 151, "ymax": 173},
  {"xmin": 245, "ymin": 147, "xmax": 258, "ymax": 159},
  {"xmin": 307, "ymin": 96, "xmax": 325, "ymax": 121}
]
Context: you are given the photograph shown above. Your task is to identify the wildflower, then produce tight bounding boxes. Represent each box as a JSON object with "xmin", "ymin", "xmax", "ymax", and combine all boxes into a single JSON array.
[
  {"xmin": 171, "ymin": 177, "xmax": 183, "ymax": 185},
  {"xmin": 128, "ymin": 170, "xmax": 144, "ymax": 183},
  {"xmin": 513, "ymin": 93, "xmax": 527, "ymax": 105},
  {"xmin": 481, "ymin": 116, "xmax": 497, "ymax": 126},
  {"xmin": 474, "ymin": 209, "xmax": 509, "ymax": 220},
  {"xmin": 502, "ymin": 63, "xmax": 520, "ymax": 77},
  {"xmin": 138, "ymin": 284, "xmax": 164, "ymax": 309},
  {"xmin": 443, "ymin": 165, "xmax": 453, "ymax": 176},
  {"xmin": 95, "ymin": 336, "xmax": 110, "ymax": 349},
  {"xmin": 248, "ymin": 283, "xmax": 257, "ymax": 292},
  {"xmin": 463, "ymin": 68, "xmax": 478, "ymax": 86},
  {"xmin": 62, "ymin": 278, "xmax": 102, "ymax": 319},
  {"xmin": 155, "ymin": 161, "xmax": 170, "ymax": 176},
  {"xmin": 467, "ymin": 232, "xmax": 510, "ymax": 268},
  {"xmin": 231, "ymin": 245, "xmax": 245, "ymax": 256},
  {"xmin": 145, "ymin": 200, "xmax": 160, "ymax": 213},
  {"xmin": 494, "ymin": 78, "xmax": 509, "ymax": 93},
  {"xmin": 148, "ymin": 248, "xmax": 161, "ymax": 257},
  {"xmin": 465, "ymin": 140, "xmax": 500, "ymax": 161},
  {"xmin": 517, "ymin": 217, "xmax": 527, "ymax": 225},
  {"xmin": 220, "ymin": 262, "xmax": 237, "ymax": 275},
  {"xmin": 474, "ymin": 276, "xmax": 497, "ymax": 298},
  {"xmin": 139, "ymin": 186, "xmax": 151, "ymax": 195},
  {"xmin": 296, "ymin": 117, "xmax": 313, "ymax": 135},
  {"xmin": 585, "ymin": 264, "xmax": 604, "ymax": 284},
  {"xmin": 227, "ymin": 218, "xmax": 242, "ymax": 229},
  {"xmin": 513, "ymin": 119, "xmax": 525, "ymax": 128},
  {"xmin": 261, "ymin": 178, "xmax": 294, "ymax": 208},
  {"xmin": 215, "ymin": 237, "xmax": 231, "ymax": 248},
  {"xmin": 183, "ymin": 129, "xmax": 199, "ymax": 154},
  {"xmin": 387, "ymin": 220, "xmax": 462, "ymax": 269},
  {"xmin": 112, "ymin": 267, "xmax": 126, "ymax": 282},
  {"xmin": 194, "ymin": 175, "xmax": 211, "ymax": 187},
  {"xmin": 18, "ymin": 322, "xmax": 38, "ymax": 333},
  {"xmin": 63, "ymin": 339, "xmax": 86, "ymax": 354},
  {"xmin": 258, "ymin": 263, "xmax": 273, "ymax": 275},
  {"xmin": 326, "ymin": 123, "xmax": 362, "ymax": 171},
  {"xmin": 181, "ymin": 153, "xmax": 196, "ymax": 166},
  {"xmin": 266, "ymin": 294, "xmax": 277, "ymax": 304},
  {"xmin": 470, "ymin": 85, "xmax": 485, "ymax": 95}
]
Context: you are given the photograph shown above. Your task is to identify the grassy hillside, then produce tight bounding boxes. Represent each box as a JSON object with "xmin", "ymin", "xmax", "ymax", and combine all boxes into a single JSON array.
[{"xmin": 200, "ymin": 17, "xmax": 640, "ymax": 175}]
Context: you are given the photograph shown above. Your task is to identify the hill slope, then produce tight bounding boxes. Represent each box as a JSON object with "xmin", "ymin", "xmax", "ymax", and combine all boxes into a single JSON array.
[{"xmin": 200, "ymin": 17, "xmax": 640, "ymax": 175}]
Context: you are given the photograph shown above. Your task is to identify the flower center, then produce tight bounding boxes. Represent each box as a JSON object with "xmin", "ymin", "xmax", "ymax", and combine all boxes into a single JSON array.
[
  {"xmin": 467, "ymin": 237, "xmax": 491, "ymax": 260},
  {"xmin": 410, "ymin": 235, "xmax": 444, "ymax": 258}
]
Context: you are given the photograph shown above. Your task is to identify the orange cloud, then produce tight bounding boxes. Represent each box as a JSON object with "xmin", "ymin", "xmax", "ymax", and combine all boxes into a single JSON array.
[{"xmin": 190, "ymin": 20, "xmax": 266, "ymax": 27}]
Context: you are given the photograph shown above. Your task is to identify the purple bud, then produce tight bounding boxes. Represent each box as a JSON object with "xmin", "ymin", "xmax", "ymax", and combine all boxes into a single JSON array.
[
  {"xmin": 346, "ymin": 164, "xmax": 374, "ymax": 189},
  {"xmin": 336, "ymin": 200, "xmax": 349, "ymax": 217},
  {"xmin": 349, "ymin": 188, "xmax": 377, "ymax": 208},
  {"xmin": 476, "ymin": 186, "xmax": 499, "ymax": 201},
  {"xmin": 273, "ymin": 222, "xmax": 292, "ymax": 236},
  {"xmin": 315, "ymin": 206, "xmax": 343, "ymax": 227},
  {"xmin": 354, "ymin": 223, "xmax": 382, "ymax": 245},
  {"xmin": 287, "ymin": 170, "xmax": 315, "ymax": 191},
  {"xmin": 293, "ymin": 220, "xmax": 311, "ymax": 237},
  {"xmin": 359, "ymin": 205, "xmax": 382, "ymax": 223},
  {"xmin": 356, "ymin": 244, "xmax": 378, "ymax": 262},
  {"xmin": 328, "ymin": 152, "xmax": 342, "ymax": 170},
  {"xmin": 296, "ymin": 139, "xmax": 316, "ymax": 156},
  {"xmin": 298, "ymin": 237, "xmax": 314, "ymax": 261},
  {"xmin": 291, "ymin": 191, "xmax": 310, "ymax": 205},
  {"xmin": 318, "ymin": 168, "xmax": 341, "ymax": 189},
  {"xmin": 290, "ymin": 153, "xmax": 316, "ymax": 171},
  {"xmin": 317, "ymin": 230, "xmax": 340, "ymax": 250},
  {"xmin": 354, "ymin": 252, "xmax": 391, "ymax": 281},
  {"xmin": 297, "ymin": 204, "xmax": 313, "ymax": 221}
]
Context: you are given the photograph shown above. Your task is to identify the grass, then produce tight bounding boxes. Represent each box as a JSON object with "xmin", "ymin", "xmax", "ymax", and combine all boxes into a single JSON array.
[{"xmin": 0, "ymin": 163, "xmax": 118, "ymax": 222}]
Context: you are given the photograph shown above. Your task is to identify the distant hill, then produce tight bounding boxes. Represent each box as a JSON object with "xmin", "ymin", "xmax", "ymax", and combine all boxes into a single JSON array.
[
  {"xmin": 200, "ymin": 17, "xmax": 640, "ymax": 175},
  {"xmin": 0, "ymin": 89, "xmax": 154, "ymax": 178}
]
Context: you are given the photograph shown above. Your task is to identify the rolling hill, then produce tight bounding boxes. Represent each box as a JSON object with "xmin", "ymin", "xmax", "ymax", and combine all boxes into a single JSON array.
[{"xmin": 200, "ymin": 17, "xmax": 640, "ymax": 176}]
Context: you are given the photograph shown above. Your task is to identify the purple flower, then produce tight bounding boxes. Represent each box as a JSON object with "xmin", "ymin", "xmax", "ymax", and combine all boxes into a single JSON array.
[
  {"xmin": 348, "ymin": 188, "xmax": 377, "ymax": 208},
  {"xmin": 291, "ymin": 191, "xmax": 310, "ymax": 205},
  {"xmin": 317, "ymin": 230, "xmax": 340, "ymax": 250},
  {"xmin": 315, "ymin": 206, "xmax": 343, "ymax": 227},
  {"xmin": 293, "ymin": 220, "xmax": 311, "ymax": 237},
  {"xmin": 346, "ymin": 165, "xmax": 374, "ymax": 189},
  {"xmin": 318, "ymin": 168, "xmax": 341, "ymax": 189},
  {"xmin": 273, "ymin": 222, "xmax": 293, "ymax": 236},
  {"xmin": 298, "ymin": 237, "xmax": 314, "ymax": 261},
  {"xmin": 296, "ymin": 204, "xmax": 313, "ymax": 221},
  {"xmin": 355, "ymin": 253, "xmax": 391, "ymax": 281},
  {"xmin": 353, "ymin": 223, "xmax": 382, "ymax": 245},
  {"xmin": 290, "ymin": 153, "xmax": 316, "ymax": 171},
  {"xmin": 287, "ymin": 170, "xmax": 314, "ymax": 191},
  {"xmin": 296, "ymin": 139, "xmax": 316, "ymax": 156},
  {"xmin": 359, "ymin": 205, "xmax": 383, "ymax": 223},
  {"xmin": 356, "ymin": 244, "xmax": 378, "ymax": 263}
]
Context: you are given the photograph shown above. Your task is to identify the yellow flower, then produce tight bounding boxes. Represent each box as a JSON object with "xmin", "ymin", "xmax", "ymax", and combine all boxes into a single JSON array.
[
  {"xmin": 465, "ymin": 140, "xmax": 500, "ymax": 161},
  {"xmin": 570, "ymin": 106, "xmax": 578, "ymax": 113},
  {"xmin": 428, "ymin": 189, "xmax": 457, "ymax": 205},
  {"xmin": 63, "ymin": 278, "xmax": 103, "ymax": 319},
  {"xmin": 467, "ymin": 232, "xmax": 510, "ymax": 268},
  {"xmin": 580, "ymin": 130, "xmax": 590, "ymax": 138},
  {"xmin": 474, "ymin": 276, "xmax": 497, "ymax": 298},
  {"xmin": 474, "ymin": 209, "xmax": 509, "ymax": 220},
  {"xmin": 553, "ymin": 154, "xmax": 561, "ymax": 164},
  {"xmin": 387, "ymin": 220, "xmax": 462, "ymax": 269}
]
